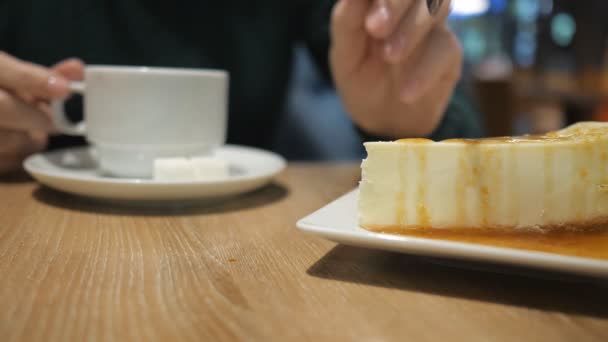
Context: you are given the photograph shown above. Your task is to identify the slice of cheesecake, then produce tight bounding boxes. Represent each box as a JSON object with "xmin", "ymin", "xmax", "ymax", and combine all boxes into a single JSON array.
[{"xmin": 359, "ymin": 122, "xmax": 608, "ymax": 231}]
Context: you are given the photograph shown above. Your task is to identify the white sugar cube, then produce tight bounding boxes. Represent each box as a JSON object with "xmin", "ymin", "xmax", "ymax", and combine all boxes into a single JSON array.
[{"xmin": 153, "ymin": 157, "xmax": 229, "ymax": 181}]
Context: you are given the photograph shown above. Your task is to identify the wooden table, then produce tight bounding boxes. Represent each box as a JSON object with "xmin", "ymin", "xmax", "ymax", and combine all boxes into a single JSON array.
[{"xmin": 1, "ymin": 164, "xmax": 607, "ymax": 341}]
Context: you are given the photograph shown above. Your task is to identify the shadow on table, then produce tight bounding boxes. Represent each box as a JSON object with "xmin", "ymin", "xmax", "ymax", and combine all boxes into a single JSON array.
[
  {"xmin": 307, "ymin": 245, "xmax": 608, "ymax": 318},
  {"xmin": 32, "ymin": 182, "xmax": 289, "ymax": 217}
]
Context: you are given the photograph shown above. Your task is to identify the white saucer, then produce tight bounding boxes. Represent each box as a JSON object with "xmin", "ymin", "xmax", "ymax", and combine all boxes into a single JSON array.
[
  {"xmin": 24, "ymin": 145, "xmax": 286, "ymax": 202},
  {"xmin": 297, "ymin": 190, "xmax": 608, "ymax": 278}
]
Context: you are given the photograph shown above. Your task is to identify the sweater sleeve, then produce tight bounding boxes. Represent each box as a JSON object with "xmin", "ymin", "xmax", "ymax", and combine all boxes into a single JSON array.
[
  {"xmin": 427, "ymin": 88, "xmax": 484, "ymax": 141},
  {"xmin": 293, "ymin": 0, "xmax": 336, "ymax": 84},
  {"xmin": 0, "ymin": 0, "xmax": 14, "ymax": 51}
]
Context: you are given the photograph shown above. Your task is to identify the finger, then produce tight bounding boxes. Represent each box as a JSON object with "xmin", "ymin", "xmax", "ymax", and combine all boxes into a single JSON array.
[
  {"xmin": 15, "ymin": 90, "xmax": 36, "ymax": 104},
  {"xmin": 34, "ymin": 101, "xmax": 61, "ymax": 134},
  {"xmin": 0, "ymin": 129, "xmax": 45, "ymax": 174},
  {"xmin": 0, "ymin": 52, "xmax": 71, "ymax": 100},
  {"xmin": 366, "ymin": 0, "xmax": 415, "ymax": 39},
  {"xmin": 52, "ymin": 58, "xmax": 85, "ymax": 80},
  {"xmin": 27, "ymin": 58, "xmax": 84, "ymax": 104},
  {"xmin": 384, "ymin": 0, "xmax": 450, "ymax": 63},
  {"xmin": 28, "ymin": 130, "xmax": 49, "ymax": 152},
  {"xmin": 427, "ymin": 0, "xmax": 449, "ymax": 16},
  {"xmin": 0, "ymin": 89, "xmax": 55, "ymax": 132},
  {"xmin": 330, "ymin": 0, "xmax": 371, "ymax": 77},
  {"xmin": 399, "ymin": 25, "xmax": 462, "ymax": 103},
  {"xmin": 36, "ymin": 101, "xmax": 51, "ymax": 115}
]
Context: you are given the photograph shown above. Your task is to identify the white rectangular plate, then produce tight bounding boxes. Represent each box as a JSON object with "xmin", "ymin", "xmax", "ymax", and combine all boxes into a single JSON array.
[{"xmin": 297, "ymin": 189, "xmax": 608, "ymax": 278}]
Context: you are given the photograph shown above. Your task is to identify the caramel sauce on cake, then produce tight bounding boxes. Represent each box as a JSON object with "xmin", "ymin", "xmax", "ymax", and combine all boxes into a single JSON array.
[{"xmin": 368, "ymin": 225, "xmax": 608, "ymax": 261}]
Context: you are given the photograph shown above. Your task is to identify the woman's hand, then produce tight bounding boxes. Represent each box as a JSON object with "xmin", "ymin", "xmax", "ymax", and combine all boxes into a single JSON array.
[
  {"xmin": 330, "ymin": 0, "xmax": 462, "ymax": 138},
  {"xmin": 0, "ymin": 53, "xmax": 83, "ymax": 174}
]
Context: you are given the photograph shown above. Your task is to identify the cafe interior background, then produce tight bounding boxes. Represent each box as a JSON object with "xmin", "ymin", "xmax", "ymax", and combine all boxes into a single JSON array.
[{"xmin": 280, "ymin": 0, "xmax": 607, "ymax": 161}]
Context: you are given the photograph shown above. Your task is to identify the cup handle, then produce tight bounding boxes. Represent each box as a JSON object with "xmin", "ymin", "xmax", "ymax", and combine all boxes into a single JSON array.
[{"xmin": 50, "ymin": 81, "xmax": 86, "ymax": 136}]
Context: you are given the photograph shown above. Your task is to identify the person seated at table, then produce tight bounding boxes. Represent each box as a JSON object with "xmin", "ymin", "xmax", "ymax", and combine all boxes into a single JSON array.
[{"xmin": 0, "ymin": 0, "xmax": 481, "ymax": 174}]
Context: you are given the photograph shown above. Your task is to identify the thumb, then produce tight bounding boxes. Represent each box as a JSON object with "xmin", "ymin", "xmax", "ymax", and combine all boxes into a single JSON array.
[
  {"xmin": 52, "ymin": 58, "xmax": 85, "ymax": 81},
  {"xmin": 330, "ymin": 0, "xmax": 370, "ymax": 77},
  {"xmin": 0, "ymin": 52, "xmax": 71, "ymax": 99}
]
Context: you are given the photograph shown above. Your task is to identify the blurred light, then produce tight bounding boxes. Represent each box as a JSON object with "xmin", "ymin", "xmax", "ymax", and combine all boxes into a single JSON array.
[
  {"xmin": 540, "ymin": 0, "xmax": 554, "ymax": 16},
  {"xmin": 551, "ymin": 12, "xmax": 576, "ymax": 46},
  {"xmin": 514, "ymin": 0, "xmax": 540, "ymax": 22},
  {"xmin": 451, "ymin": 0, "xmax": 490, "ymax": 17},
  {"xmin": 514, "ymin": 30, "xmax": 537, "ymax": 67},
  {"xmin": 462, "ymin": 28, "xmax": 487, "ymax": 62},
  {"xmin": 474, "ymin": 55, "xmax": 513, "ymax": 81},
  {"xmin": 490, "ymin": 0, "xmax": 507, "ymax": 13}
]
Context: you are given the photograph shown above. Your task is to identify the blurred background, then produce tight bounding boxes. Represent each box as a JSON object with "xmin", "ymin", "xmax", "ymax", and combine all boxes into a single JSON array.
[
  {"xmin": 278, "ymin": 0, "xmax": 608, "ymax": 161},
  {"xmin": 451, "ymin": 0, "xmax": 608, "ymax": 137}
]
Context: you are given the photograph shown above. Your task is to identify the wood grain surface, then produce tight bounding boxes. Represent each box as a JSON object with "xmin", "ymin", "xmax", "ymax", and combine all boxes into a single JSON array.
[{"xmin": 1, "ymin": 164, "xmax": 607, "ymax": 341}]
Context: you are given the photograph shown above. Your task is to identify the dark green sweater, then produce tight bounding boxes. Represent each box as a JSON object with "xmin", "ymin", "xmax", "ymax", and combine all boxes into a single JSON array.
[{"xmin": 0, "ymin": 0, "xmax": 481, "ymax": 153}]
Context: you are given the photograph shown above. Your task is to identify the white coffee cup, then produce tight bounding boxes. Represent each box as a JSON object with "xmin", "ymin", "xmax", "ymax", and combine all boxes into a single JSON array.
[{"xmin": 51, "ymin": 66, "xmax": 228, "ymax": 178}]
